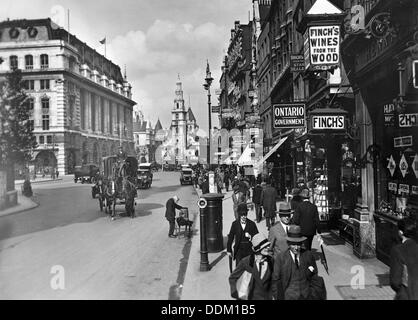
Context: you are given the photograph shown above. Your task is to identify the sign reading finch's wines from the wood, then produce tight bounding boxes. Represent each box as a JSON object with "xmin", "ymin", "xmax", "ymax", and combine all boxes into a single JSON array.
[{"xmin": 306, "ymin": 25, "xmax": 340, "ymax": 70}]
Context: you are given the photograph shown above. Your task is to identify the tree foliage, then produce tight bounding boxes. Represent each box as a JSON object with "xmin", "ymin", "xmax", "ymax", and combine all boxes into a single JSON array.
[{"xmin": 0, "ymin": 68, "xmax": 37, "ymax": 168}]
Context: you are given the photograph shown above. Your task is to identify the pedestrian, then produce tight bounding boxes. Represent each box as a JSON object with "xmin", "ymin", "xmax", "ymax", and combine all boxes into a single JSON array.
[
  {"xmin": 260, "ymin": 180, "xmax": 278, "ymax": 230},
  {"xmin": 271, "ymin": 225, "xmax": 319, "ymax": 300},
  {"xmin": 229, "ymin": 233, "xmax": 274, "ymax": 300},
  {"xmin": 56, "ymin": 168, "xmax": 59, "ymax": 179},
  {"xmin": 227, "ymin": 203, "xmax": 259, "ymax": 267},
  {"xmin": 201, "ymin": 177, "xmax": 210, "ymax": 194},
  {"xmin": 165, "ymin": 195, "xmax": 186, "ymax": 238},
  {"xmin": 252, "ymin": 180, "xmax": 263, "ymax": 223},
  {"xmin": 268, "ymin": 202, "xmax": 293, "ymax": 260},
  {"xmin": 224, "ymin": 171, "xmax": 230, "ymax": 192},
  {"xmin": 232, "ymin": 183, "xmax": 247, "ymax": 220},
  {"xmin": 290, "ymin": 188, "xmax": 302, "ymax": 212},
  {"xmin": 390, "ymin": 217, "xmax": 418, "ymax": 300},
  {"xmin": 292, "ymin": 189, "xmax": 320, "ymax": 251}
]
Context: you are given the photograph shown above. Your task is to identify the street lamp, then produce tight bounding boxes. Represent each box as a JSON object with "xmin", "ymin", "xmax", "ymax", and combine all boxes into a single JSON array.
[{"xmin": 203, "ymin": 60, "xmax": 213, "ymax": 168}]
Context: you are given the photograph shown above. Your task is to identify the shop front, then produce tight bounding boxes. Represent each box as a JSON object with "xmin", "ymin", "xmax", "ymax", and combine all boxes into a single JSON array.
[{"xmin": 341, "ymin": 0, "xmax": 418, "ymax": 264}]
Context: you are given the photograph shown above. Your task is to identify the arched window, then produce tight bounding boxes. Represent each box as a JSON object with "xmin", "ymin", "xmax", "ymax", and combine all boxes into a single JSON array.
[
  {"xmin": 41, "ymin": 97, "xmax": 50, "ymax": 110},
  {"xmin": 25, "ymin": 55, "xmax": 33, "ymax": 69},
  {"xmin": 9, "ymin": 55, "xmax": 18, "ymax": 70},
  {"xmin": 40, "ymin": 54, "xmax": 49, "ymax": 69}
]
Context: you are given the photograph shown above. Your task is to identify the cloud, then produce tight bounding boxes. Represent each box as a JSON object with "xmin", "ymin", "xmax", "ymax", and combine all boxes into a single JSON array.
[{"xmin": 107, "ymin": 19, "xmax": 230, "ymax": 130}]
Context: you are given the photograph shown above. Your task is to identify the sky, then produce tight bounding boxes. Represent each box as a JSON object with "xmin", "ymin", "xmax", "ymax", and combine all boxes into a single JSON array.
[{"xmin": 0, "ymin": 0, "xmax": 252, "ymax": 133}]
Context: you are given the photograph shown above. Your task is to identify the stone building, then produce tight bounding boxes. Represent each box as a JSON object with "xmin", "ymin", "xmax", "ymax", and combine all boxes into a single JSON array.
[{"xmin": 0, "ymin": 18, "xmax": 135, "ymax": 175}]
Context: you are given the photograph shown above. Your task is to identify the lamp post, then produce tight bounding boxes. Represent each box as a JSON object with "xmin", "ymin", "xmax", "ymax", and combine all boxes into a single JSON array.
[{"xmin": 203, "ymin": 60, "xmax": 213, "ymax": 168}]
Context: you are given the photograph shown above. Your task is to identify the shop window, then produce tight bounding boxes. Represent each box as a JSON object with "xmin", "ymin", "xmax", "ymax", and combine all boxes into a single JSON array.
[
  {"xmin": 25, "ymin": 55, "xmax": 33, "ymax": 70},
  {"xmin": 9, "ymin": 55, "xmax": 18, "ymax": 70},
  {"xmin": 40, "ymin": 54, "xmax": 49, "ymax": 69}
]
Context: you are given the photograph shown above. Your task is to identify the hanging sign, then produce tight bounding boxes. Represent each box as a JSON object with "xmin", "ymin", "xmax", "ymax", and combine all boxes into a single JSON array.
[
  {"xmin": 312, "ymin": 115, "xmax": 345, "ymax": 130},
  {"xmin": 394, "ymin": 136, "xmax": 413, "ymax": 148},
  {"xmin": 412, "ymin": 185, "xmax": 418, "ymax": 195},
  {"xmin": 290, "ymin": 54, "xmax": 305, "ymax": 72},
  {"xmin": 307, "ymin": 25, "xmax": 340, "ymax": 70},
  {"xmin": 273, "ymin": 103, "xmax": 306, "ymax": 129},
  {"xmin": 399, "ymin": 154, "xmax": 409, "ymax": 178},
  {"xmin": 398, "ymin": 184, "xmax": 409, "ymax": 194},
  {"xmin": 398, "ymin": 113, "xmax": 418, "ymax": 127},
  {"xmin": 412, "ymin": 154, "xmax": 418, "ymax": 178},
  {"xmin": 211, "ymin": 106, "xmax": 220, "ymax": 113},
  {"xmin": 387, "ymin": 155, "xmax": 396, "ymax": 177},
  {"xmin": 388, "ymin": 182, "xmax": 397, "ymax": 192},
  {"xmin": 383, "ymin": 103, "xmax": 395, "ymax": 127}
]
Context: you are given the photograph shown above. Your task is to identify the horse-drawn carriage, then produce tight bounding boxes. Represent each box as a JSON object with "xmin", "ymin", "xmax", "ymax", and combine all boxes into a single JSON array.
[{"xmin": 93, "ymin": 154, "xmax": 138, "ymax": 220}]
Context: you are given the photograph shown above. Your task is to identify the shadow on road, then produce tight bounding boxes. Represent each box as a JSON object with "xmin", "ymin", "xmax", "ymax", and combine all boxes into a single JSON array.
[{"xmin": 135, "ymin": 203, "xmax": 164, "ymax": 217}]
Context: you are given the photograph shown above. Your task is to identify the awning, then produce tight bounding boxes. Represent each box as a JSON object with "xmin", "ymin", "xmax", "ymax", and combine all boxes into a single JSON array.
[
  {"xmin": 254, "ymin": 136, "xmax": 288, "ymax": 169},
  {"xmin": 237, "ymin": 145, "xmax": 255, "ymax": 166}
]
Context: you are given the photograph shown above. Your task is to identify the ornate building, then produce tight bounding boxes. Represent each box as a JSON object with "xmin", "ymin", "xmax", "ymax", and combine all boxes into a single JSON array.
[
  {"xmin": 132, "ymin": 109, "xmax": 154, "ymax": 163},
  {"xmin": 0, "ymin": 18, "xmax": 135, "ymax": 175}
]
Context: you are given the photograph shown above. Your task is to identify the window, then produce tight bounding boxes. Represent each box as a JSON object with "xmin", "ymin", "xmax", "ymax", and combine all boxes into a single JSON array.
[
  {"xmin": 27, "ymin": 98, "xmax": 34, "ymax": 110},
  {"xmin": 40, "ymin": 54, "xmax": 49, "ymax": 69},
  {"xmin": 40, "ymin": 79, "xmax": 50, "ymax": 90},
  {"xmin": 10, "ymin": 55, "xmax": 18, "ymax": 70},
  {"xmin": 176, "ymin": 114, "xmax": 179, "ymax": 120},
  {"xmin": 23, "ymin": 80, "xmax": 35, "ymax": 91},
  {"xmin": 42, "ymin": 97, "xmax": 50, "ymax": 110},
  {"xmin": 42, "ymin": 115, "xmax": 50, "ymax": 130},
  {"xmin": 25, "ymin": 55, "xmax": 33, "ymax": 70},
  {"xmin": 28, "ymin": 120, "xmax": 34, "ymax": 132},
  {"xmin": 47, "ymin": 135, "xmax": 53, "ymax": 144},
  {"xmin": 39, "ymin": 136, "xmax": 45, "ymax": 144}
]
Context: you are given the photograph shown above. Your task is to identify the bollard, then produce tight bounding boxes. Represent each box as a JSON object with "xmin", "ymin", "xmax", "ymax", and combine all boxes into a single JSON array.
[
  {"xmin": 198, "ymin": 197, "xmax": 210, "ymax": 271},
  {"xmin": 202, "ymin": 193, "xmax": 224, "ymax": 253}
]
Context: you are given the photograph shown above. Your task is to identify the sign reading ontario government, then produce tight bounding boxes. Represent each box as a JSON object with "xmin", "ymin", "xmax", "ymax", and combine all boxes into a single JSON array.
[{"xmin": 273, "ymin": 103, "xmax": 306, "ymax": 129}]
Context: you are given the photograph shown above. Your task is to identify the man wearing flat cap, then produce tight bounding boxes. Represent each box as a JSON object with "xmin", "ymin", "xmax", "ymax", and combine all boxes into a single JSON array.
[
  {"xmin": 227, "ymin": 203, "xmax": 259, "ymax": 267},
  {"xmin": 272, "ymin": 225, "xmax": 318, "ymax": 300},
  {"xmin": 268, "ymin": 202, "xmax": 293, "ymax": 260},
  {"xmin": 229, "ymin": 233, "xmax": 274, "ymax": 300}
]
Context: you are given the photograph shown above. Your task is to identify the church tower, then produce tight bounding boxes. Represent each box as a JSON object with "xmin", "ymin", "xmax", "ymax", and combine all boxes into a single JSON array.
[{"xmin": 171, "ymin": 76, "xmax": 188, "ymax": 164}]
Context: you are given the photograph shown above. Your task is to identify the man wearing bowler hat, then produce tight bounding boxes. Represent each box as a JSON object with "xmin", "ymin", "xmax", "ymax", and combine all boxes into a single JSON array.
[
  {"xmin": 229, "ymin": 233, "xmax": 274, "ymax": 300},
  {"xmin": 268, "ymin": 202, "xmax": 293, "ymax": 260},
  {"xmin": 227, "ymin": 203, "xmax": 259, "ymax": 266},
  {"xmin": 293, "ymin": 188, "xmax": 320, "ymax": 251},
  {"xmin": 272, "ymin": 225, "xmax": 318, "ymax": 300}
]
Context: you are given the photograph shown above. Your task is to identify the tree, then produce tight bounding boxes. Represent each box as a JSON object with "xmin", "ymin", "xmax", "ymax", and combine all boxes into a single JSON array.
[{"xmin": 0, "ymin": 68, "xmax": 37, "ymax": 191}]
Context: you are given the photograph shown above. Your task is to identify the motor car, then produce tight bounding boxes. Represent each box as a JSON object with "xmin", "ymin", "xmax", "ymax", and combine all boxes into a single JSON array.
[
  {"xmin": 137, "ymin": 163, "xmax": 153, "ymax": 189},
  {"xmin": 180, "ymin": 167, "xmax": 193, "ymax": 185},
  {"xmin": 74, "ymin": 163, "xmax": 99, "ymax": 183}
]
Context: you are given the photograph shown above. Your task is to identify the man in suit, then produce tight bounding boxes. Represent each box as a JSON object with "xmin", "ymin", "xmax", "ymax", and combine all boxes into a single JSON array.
[
  {"xmin": 165, "ymin": 195, "xmax": 186, "ymax": 238},
  {"xmin": 390, "ymin": 217, "xmax": 418, "ymax": 300},
  {"xmin": 260, "ymin": 180, "xmax": 278, "ymax": 230},
  {"xmin": 272, "ymin": 225, "xmax": 318, "ymax": 300},
  {"xmin": 227, "ymin": 203, "xmax": 259, "ymax": 266},
  {"xmin": 252, "ymin": 181, "xmax": 263, "ymax": 223},
  {"xmin": 229, "ymin": 233, "xmax": 274, "ymax": 300},
  {"xmin": 292, "ymin": 189, "xmax": 319, "ymax": 250},
  {"xmin": 269, "ymin": 202, "xmax": 293, "ymax": 260}
]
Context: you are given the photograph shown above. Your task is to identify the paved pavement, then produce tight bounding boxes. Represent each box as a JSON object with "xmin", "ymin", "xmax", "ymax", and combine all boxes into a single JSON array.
[
  {"xmin": 181, "ymin": 186, "xmax": 394, "ymax": 300},
  {"xmin": 0, "ymin": 176, "xmax": 62, "ymax": 217}
]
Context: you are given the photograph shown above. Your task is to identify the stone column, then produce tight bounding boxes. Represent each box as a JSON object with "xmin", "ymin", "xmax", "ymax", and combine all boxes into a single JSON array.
[{"xmin": 353, "ymin": 90, "xmax": 376, "ymax": 259}]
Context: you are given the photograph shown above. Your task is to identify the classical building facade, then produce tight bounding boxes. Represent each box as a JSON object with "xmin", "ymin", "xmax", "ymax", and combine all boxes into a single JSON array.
[{"xmin": 0, "ymin": 18, "xmax": 135, "ymax": 175}]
